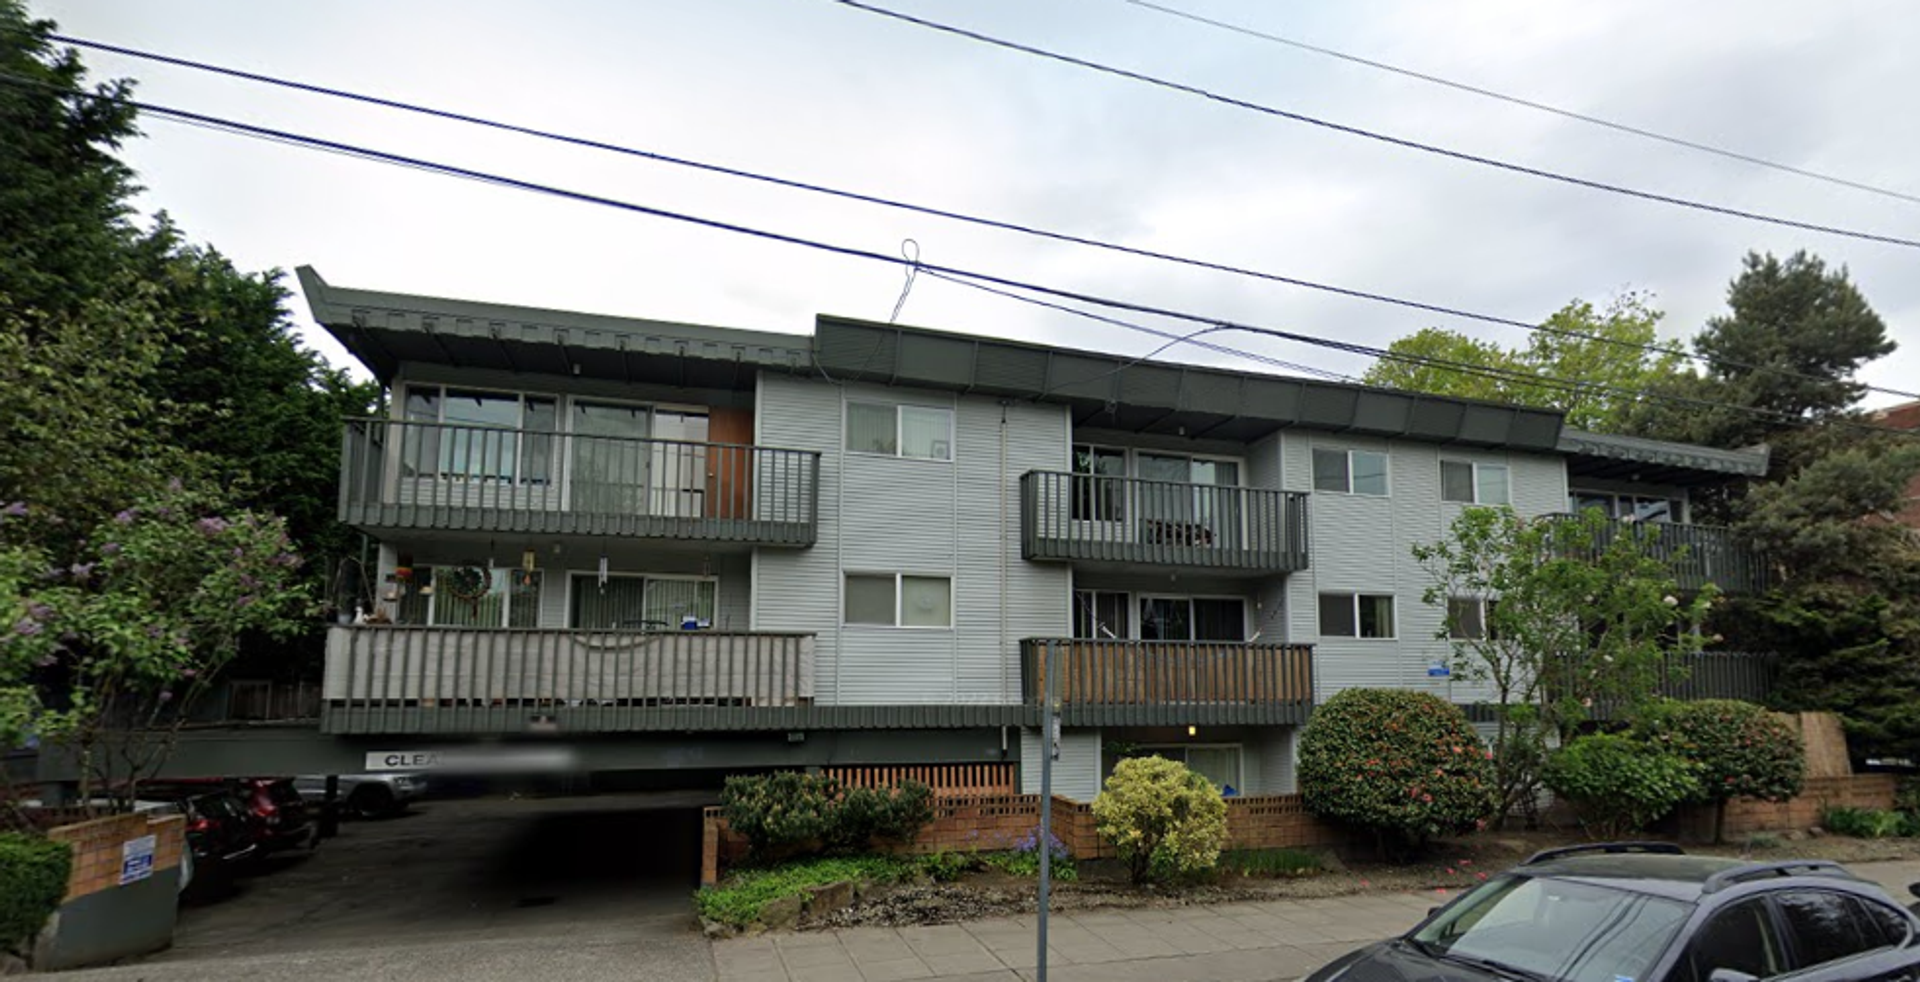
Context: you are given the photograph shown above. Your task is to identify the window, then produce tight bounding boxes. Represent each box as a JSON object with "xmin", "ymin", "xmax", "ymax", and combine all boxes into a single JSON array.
[
  {"xmin": 567, "ymin": 574, "xmax": 716, "ymax": 630},
  {"xmin": 844, "ymin": 573, "xmax": 952, "ymax": 627},
  {"xmin": 1318, "ymin": 593, "xmax": 1395, "ymax": 639},
  {"xmin": 1678, "ymin": 900, "xmax": 1785, "ymax": 982},
  {"xmin": 1441, "ymin": 461, "xmax": 1511, "ymax": 505},
  {"xmin": 846, "ymin": 402, "xmax": 952, "ymax": 460},
  {"xmin": 1313, "ymin": 448, "xmax": 1388, "ymax": 496},
  {"xmin": 1567, "ymin": 489, "xmax": 1684, "ymax": 523},
  {"xmin": 1854, "ymin": 897, "xmax": 1912, "ymax": 949},
  {"xmin": 1139, "ymin": 597, "xmax": 1246, "ymax": 642},
  {"xmin": 1775, "ymin": 891, "xmax": 1879, "ymax": 970},
  {"xmin": 1416, "ymin": 875, "xmax": 1690, "ymax": 982},
  {"xmin": 1128, "ymin": 745, "xmax": 1244, "ymax": 792},
  {"xmin": 1071, "ymin": 445, "xmax": 1127, "ymax": 521},
  {"xmin": 394, "ymin": 565, "xmax": 541, "ymax": 628},
  {"xmin": 1448, "ymin": 597, "xmax": 1489, "ymax": 640},
  {"xmin": 1072, "ymin": 590, "xmax": 1130, "ymax": 639},
  {"xmin": 401, "ymin": 386, "xmax": 557, "ymax": 484}
]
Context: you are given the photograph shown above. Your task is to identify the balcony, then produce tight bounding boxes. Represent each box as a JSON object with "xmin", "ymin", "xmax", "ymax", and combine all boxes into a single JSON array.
[
  {"xmin": 1019, "ymin": 638, "xmax": 1315, "ymax": 726},
  {"xmin": 339, "ymin": 418, "xmax": 820, "ymax": 546},
  {"xmin": 1554, "ymin": 515, "xmax": 1770, "ymax": 594},
  {"xmin": 1553, "ymin": 651, "xmax": 1778, "ymax": 719},
  {"xmin": 321, "ymin": 625, "xmax": 817, "ymax": 734},
  {"xmin": 1020, "ymin": 472, "xmax": 1310, "ymax": 574}
]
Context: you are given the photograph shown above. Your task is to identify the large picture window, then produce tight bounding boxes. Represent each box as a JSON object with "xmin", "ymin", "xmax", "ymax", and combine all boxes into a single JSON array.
[
  {"xmin": 402, "ymin": 386, "xmax": 557, "ymax": 485},
  {"xmin": 846, "ymin": 402, "xmax": 952, "ymax": 461},
  {"xmin": 567, "ymin": 573, "xmax": 716, "ymax": 630},
  {"xmin": 394, "ymin": 565, "xmax": 542, "ymax": 628}
]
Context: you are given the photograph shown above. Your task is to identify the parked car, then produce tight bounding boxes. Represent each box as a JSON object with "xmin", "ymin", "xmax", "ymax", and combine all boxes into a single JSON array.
[
  {"xmin": 292, "ymin": 773, "xmax": 425, "ymax": 819},
  {"xmin": 1306, "ymin": 842, "xmax": 1920, "ymax": 982},
  {"xmin": 142, "ymin": 777, "xmax": 313, "ymax": 853},
  {"xmin": 126, "ymin": 785, "xmax": 260, "ymax": 894}
]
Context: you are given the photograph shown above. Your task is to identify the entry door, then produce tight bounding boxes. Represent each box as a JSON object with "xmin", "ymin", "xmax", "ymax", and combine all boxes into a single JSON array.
[{"xmin": 1135, "ymin": 455, "xmax": 1240, "ymax": 548}]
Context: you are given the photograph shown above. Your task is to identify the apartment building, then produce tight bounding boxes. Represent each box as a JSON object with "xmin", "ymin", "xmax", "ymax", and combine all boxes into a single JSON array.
[{"xmin": 302, "ymin": 267, "xmax": 1770, "ymax": 799}]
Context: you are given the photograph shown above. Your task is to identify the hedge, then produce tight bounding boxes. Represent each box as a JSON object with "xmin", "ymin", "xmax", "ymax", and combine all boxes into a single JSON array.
[{"xmin": 0, "ymin": 833, "xmax": 71, "ymax": 954}]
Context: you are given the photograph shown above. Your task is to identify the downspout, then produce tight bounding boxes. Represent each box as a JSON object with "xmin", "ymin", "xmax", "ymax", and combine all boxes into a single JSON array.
[{"xmin": 1000, "ymin": 402, "xmax": 1010, "ymax": 705}]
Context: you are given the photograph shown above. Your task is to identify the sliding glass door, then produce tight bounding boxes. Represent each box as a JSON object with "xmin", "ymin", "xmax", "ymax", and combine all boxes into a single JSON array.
[
  {"xmin": 1135, "ymin": 454, "xmax": 1241, "ymax": 549},
  {"xmin": 569, "ymin": 401, "xmax": 651, "ymax": 514}
]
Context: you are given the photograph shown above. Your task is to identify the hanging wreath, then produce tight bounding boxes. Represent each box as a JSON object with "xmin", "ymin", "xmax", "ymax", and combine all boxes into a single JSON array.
[{"xmin": 445, "ymin": 565, "xmax": 491, "ymax": 602}]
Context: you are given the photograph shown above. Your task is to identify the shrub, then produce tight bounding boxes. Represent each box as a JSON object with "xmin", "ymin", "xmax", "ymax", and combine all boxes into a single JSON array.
[
  {"xmin": 694, "ymin": 855, "xmax": 914, "ymax": 928},
  {"xmin": 1091, "ymin": 756, "xmax": 1227, "ymax": 885},
  {"xmin": 1822, "ymin": 807, "xmax": 1912, "ymax": 839},
  {"xmin": 918, "ymin": 849, "xmax": 975, "ymax": 883},
  {"xmin": 979, "ymin": 825, "xmax": 1077, "ymax": 881},
  {"xmin": 1636, "ymin": 699, "xmax": 1805, "ymax": 842},
  {"xmin": 719, "ymin": 773, "xmax": 934, "ymax": 860},
  {"xmin": 1298, "ymin": 688, "xmax": 1498, "ymax": 855},
  {"xmin": 0, "ymin": 833, "xmax": 71, "ymax": 954},
  {"xmin": 1543, "ymin": 733, "xmax": 1700, "ymax": 837}
]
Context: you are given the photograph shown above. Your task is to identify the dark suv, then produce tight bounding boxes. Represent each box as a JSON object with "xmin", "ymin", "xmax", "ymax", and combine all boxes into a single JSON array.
[
  {"xmin": 144, "ymin": 777, "xmax": 313, "ymax": 853},
  {"xmin": 1306, "ymin": 842, "xmax": 1920, "ymax": 982}
]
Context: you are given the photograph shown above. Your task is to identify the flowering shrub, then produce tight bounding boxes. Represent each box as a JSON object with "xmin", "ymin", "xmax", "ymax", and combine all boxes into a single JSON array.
[
  {"xmin": 1636, "ymin": 699, "xmax": 1804, "ymax": 841},
  {"xmin": 1298, "ymin": 688, "xmax": 1498, "ymax": 855},
  {"xmin": 1543, "ymin": 733, "xmax": 1700, "ymax": 837},
  {"xmin": 1091, "ymin": 755, "xmax": 1227, "ymax": 884},
  {"xmin": 1, "ymin": 483, "xmax": 310, "ymax": 797}
]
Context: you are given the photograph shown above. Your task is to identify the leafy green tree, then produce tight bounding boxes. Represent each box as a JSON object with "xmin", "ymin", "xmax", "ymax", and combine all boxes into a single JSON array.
[
  {"xmin": 1636, "ymin": 699, "xmax": 1805, "ymax": 843},
  {"xmin": 1363, "ymin": 294, "xmax": 1685, "ymax": 432},
  {"xmin": 1412, "ymin": 507, "xmax": 1715, "ymax": 826},
  {"xmin": 1298, "ymin": 688, "xmax": 1496, "ymax": 857}
]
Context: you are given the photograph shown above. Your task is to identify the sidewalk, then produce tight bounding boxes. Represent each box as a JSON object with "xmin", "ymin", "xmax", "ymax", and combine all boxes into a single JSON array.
[
  {"xmin": 712, "ymin": 891, "xmax": 1432, "ymax": 982},
  {"xmin": 713, "ymin": 858, "xmax": 1920, "ymax": 982}
]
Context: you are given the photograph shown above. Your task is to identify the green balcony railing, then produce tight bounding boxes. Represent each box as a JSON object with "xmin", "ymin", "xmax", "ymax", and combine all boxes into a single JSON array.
[
  {"xmin": 1020, "ymin": 471, "xmax": 1309, "ymax": 572},
  {"xmin": 1552, "ymin": 514, "xmax": 1770, "ymax": 594}
]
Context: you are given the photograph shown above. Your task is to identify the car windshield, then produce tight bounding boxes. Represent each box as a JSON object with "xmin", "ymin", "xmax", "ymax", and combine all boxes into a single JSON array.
[{"xmin": 1412, "ymin": 875, "xmax": 1691, "ymax": 982}]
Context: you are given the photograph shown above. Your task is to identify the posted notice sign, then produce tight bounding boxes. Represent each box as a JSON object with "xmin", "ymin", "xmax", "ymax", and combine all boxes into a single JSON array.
[{"xmin": 120, "ymin": 834, "xmax": 156, "ymax": 886}]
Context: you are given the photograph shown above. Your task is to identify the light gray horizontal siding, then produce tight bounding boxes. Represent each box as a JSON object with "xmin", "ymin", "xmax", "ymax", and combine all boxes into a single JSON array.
[{"xmin": 1019, "ymin": 727, "xmax": 1102, "ymax": 800}]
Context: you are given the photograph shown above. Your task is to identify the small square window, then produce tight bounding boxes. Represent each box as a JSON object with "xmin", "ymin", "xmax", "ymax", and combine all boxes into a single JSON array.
[
  {"xmin": 1317, "ymin": 593, "xmax": 1356, "ymax": 637},
  {"xmin": 1477, "ymin": 464, "xmax": 1511, "ymax": 506},
  {"xmin": 900, "ymin": 575, "xmax": 952, "ymax": 627},
  {"xmin": 1351, "ymin": 452, "xmax": 1389, "ymax": 496},
  {"xmin": 1357, "ymin": 594, "xmax": 1395, "ymax": 638},
  {"xmin": 1312, "ymin": 449, "xmax": 1350, "ymax": 493},
  {"xmin": 1441, "ymin": 461, "xmax": 1475, "ymax": 502},
  {"xmin": 844, "ymin": 574, "xmax": 896, "ymax": 624},
  {"xmin": 900, "ymin": 407, "xmax": 953, "ymax": 461},
  {"xmin": 846, "ymin": 403, "xmax": 898, "ymax": 455}
]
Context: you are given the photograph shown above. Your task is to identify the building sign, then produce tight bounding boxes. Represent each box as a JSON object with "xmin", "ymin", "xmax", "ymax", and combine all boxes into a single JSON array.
[
  {"xmin": 363, "ymin": 747, "xmax": 578, "ymax": 773},
  {"xmin": 365, "ymin": 750, "xmax": 442, "ymax": 772},
  {"xmin": 1427, "ymin": 661, "xmax": 1452, "ymax": 678},
  {"xmin": 119, "ymin": 834, "xmax": 156, "ymax": 886}
]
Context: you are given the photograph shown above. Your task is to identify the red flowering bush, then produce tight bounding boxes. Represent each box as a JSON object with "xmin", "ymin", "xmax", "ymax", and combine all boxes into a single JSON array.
[
  {"xmin": 1299, "ymin": 688, "xmax": 1498, "ymax": 855},
  {"xmin": 1635, "ymin": 698, "xmax": 1804, "ymax": 842}
]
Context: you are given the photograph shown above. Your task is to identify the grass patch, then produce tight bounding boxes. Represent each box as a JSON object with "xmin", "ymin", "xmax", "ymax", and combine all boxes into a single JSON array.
[
  {"xmin": 695, "ymin": 855, "xmax": 915, "ymax": 927},
  {"xmin": 1217, "ymin": 847, "xmax": 1325, "ymax": 878}
]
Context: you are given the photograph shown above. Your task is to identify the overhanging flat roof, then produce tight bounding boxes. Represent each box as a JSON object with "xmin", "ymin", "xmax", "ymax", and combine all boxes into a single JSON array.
[
  {"xmin": 814, "ymin": 315, "xmax": 1567, "ymax": 450},
  {"xmin": 297, "ymin": 267, "xmax": 811, "ymax": 390},
  {"xmin": 1559, "ymin": 428, "xmax": 1770, "ymax": 483}
]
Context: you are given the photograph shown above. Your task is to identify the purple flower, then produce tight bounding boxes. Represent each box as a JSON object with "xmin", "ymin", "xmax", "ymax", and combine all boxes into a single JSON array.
[
  {"xmin": 195, "ymin": 517, "xmax": 230, "ymax": 535},
  {"xmin": 238, "ymin": 574, "xmax": 258, "ymax": 589},
  {"xmin": 113, "ymin": 509, "xmax": 137, "ymax": 525},
  {"xmin": 181, "ymin": 668, "xmax": 198, "ymax": 678},
  {"xmin": 236, "ymin": 595, "xmax": 257, "ymax": 608},
  {"xmin": 146, "ymin": 624, "xmax": 165, "ymax": 639},
  {"xmin": 100, "ymin": 542, "xmax": 121, "ymax": 556},
  {"xmin": 167, "ymin": 477, "xmax": 183, "ymax": 492},
  {"xmin": 157, "ymin": 690, "xmax": 173, "ymax": 703},
  {"xmin": 12, "ymin": 618, "xmax": 42, "ymax": 637},
  {"xmin": 2, "ymin": 501, "xmax": 26, "ymax": 518},
  {"xmin": 25, "ymin": 602, "xmax": 51, "ymax": 621},
  {"xmin": 36, "ymin": 654, "xmax": 58, "ymax": 667},
  {"xmin": 67, "ymin": 563, "xmax": 94, "ymax": 583}
]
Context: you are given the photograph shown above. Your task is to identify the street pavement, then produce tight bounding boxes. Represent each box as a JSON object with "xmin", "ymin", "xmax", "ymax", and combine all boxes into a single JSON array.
[{"xmin": 40, "ymin": 821, "xmax": 1920, "ymax": 982}]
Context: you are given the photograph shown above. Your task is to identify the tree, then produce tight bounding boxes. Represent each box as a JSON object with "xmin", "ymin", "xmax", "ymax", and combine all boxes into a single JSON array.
[
  {"xmin": 1363, "ymin": 294, "xmax": 1686, "ymax": 432},
  {"xmin": 1412, "ymin": 507, "xmax": 1715, "ymax": 826},
  {"xmin": 1091, "ymin": 756, "xmax": 1228, "ymax": 884}
]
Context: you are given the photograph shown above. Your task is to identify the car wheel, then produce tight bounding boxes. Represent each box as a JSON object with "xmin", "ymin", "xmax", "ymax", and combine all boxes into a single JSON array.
[{"xmin": 348, "ymin": 785, "xmax": 396, "ymax": 820}]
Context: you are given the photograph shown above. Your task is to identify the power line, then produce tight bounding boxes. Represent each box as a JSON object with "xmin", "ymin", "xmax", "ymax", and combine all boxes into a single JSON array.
[
  {"xmin": 19, "ymin": 36, "xmax": 1918, "ymax": 405},
  {"xmin": 6, "ymin": 74, "xmax": 1911, "ymax": 443},
  {"xmin": 1119, "ymin": 0, "xmax": 1920, "ymax": 208},
  {"xmin": 826, "ymin": 0, "xmax": 1920, "ymax": 251}
]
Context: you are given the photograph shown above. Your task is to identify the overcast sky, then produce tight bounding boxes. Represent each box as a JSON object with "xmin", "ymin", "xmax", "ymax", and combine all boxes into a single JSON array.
[{"xmin": 38, "ymin": 0, "xmax": 1920, "ymax": 410}]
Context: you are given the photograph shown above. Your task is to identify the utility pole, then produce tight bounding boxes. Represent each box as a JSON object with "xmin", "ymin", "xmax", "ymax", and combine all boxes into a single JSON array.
[{"xmin": 1036, "ymin": 639, "xmax": 1059, "ymax": 982}]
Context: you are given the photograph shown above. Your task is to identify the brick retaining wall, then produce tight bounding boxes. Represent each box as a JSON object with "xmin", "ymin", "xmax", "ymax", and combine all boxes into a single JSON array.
[
  {"xmin": 45, "ymin": 811, "xmax": 186, "ymax": 901},
  {"xmin": 1675, "ymin": 774, "xmax": 1898, "ymax": 840}
]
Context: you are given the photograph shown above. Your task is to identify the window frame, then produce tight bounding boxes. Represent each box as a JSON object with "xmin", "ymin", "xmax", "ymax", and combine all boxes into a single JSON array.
[
  {"xmin": 1447, "ymin": 597, "xmax": 1494, "ymax": 641},
  {"xmin": 397, "ymin": 564, "xmax": 544, "ymax": 629},
  {"xmin": 845, "ymin": 401, "xmax": 954, "ymax": 462},
  {"xmin": 842, "ymin": 572, "xmax": 954, "ymax": 629},
  {"xmin": 1312, "ymin": 447, "xmax": 1391, "ymax": 497},
  {"xmin": 1136, "ymin": 593, "xmax": 1249, "ymax": 643},
  {"xmin": 1440, "ymin": 459, "xmax": 1512, "ymax": 506},
  {"xmin": 1771, "ymin": 889, "xmax": 1892, "ymax": 973},
  {"xmin": 562, "ymin": 570, "xmax": 719, "ymax": 631},
  {"xmin": 1129, "ymin": 743, "xmax": 1245, "ymax": 791},
  {"xmin": 1317, "ymin": 591, "xmax": 1397, "ymax": 640}
]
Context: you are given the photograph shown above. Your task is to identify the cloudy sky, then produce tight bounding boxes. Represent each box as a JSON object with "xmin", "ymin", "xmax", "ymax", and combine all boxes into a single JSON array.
[{"xmin": 38, "ymin": 0, "xmax": 1920, "ymax": 409}]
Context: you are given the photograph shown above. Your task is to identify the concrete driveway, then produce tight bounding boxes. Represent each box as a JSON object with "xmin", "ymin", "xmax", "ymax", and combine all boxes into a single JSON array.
[{"xmin": 49, "ymin": 791, "xmax": 717, "ymax": 981}]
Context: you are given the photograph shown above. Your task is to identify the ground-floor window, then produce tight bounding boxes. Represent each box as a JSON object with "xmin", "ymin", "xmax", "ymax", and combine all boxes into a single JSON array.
[
  {"xmin": 1133, "ymin": 744, "xmax": 1244, "ymax": 793},
  {"xmin": 393, "ymin": 565, "xmax": 542, "ymax": 628},
  {"xmin": 568, "ymin": 573, "xmax": 716, "ymax": 630}
]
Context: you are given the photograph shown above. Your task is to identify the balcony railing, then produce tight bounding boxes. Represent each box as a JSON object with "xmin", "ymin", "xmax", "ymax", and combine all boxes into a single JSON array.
[
  {"xmin": 322, "ymin": 625, "xmax": 816, "ymax": 734},
  {"xmin": 1552, "ymin": 514, "xmax": 1769, "ymax": 594},
  {"xmin": 1020, "ymin": 472, "xmax": 1310, "ymax": 572},
  {"xmin": 339, "ymin": 418, "xmax": 820, "ymax": 546},
  {"xmin": 1020, "ymin": 638, "xmax": 1315, "ymax": 725},
  {"xmin": 1551, "ymin": 651, "xmax": 1778, "ymax": 719}
]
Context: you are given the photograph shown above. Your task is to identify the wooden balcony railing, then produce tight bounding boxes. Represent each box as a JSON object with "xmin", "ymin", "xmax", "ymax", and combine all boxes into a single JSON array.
[
  {"xmin": 1019, "ymin": 638, "xmax": 1314, "ymax": 725},
  {"xmin": 322, "ymin": 625, "xmax": 815, "ymax": 734},
  {"xmin": 1550, "ymin": 514, "xmax": 1769, "ymax": 594},
  {"xmin": 1020, "ymin": 471, "xmax": 1309, "ymax": 573},
  {"xmin": 339, "ymin": 418, "xmax": 820, "ymax": 546}
]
